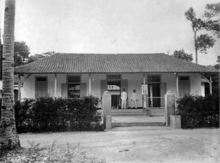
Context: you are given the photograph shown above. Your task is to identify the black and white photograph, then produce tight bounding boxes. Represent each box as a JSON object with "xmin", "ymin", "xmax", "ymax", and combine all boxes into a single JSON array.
[{"xmin": 0, "ymin": 0, "xmax": 219, "ymax": 162}]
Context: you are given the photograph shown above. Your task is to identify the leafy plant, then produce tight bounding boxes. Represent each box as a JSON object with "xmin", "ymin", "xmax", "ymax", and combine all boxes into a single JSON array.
[
  {"xmin": 15, "ymin": 96, "xmax": 104, "ymax": 133},
  {"xmin": 176, "ymin": 94, "xmax": 219, "ymax": 128}
]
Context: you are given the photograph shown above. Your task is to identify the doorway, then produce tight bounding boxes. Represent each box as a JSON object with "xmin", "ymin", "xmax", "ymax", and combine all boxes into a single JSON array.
[
  {"xmin": 107, "ymin": 80, "xmax": 121, "ymax": 109},
  {"xmin": 148, "ymin": 83, "xmax": 161, "ymax": 107}
]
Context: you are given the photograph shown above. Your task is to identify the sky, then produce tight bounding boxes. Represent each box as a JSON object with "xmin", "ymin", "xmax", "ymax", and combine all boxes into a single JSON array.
[{"xmin": 0, "ymin": 0, "xmax": 219, "ymax": 65}]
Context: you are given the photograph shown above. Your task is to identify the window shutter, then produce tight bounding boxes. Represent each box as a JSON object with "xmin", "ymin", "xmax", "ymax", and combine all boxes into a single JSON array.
[
  {"xmin": 101, "ymin": 80, "xmax": 107, "ymax": 97},
  {"xmin": 80, "ymin": 83, "xmax": 87, "ymax": 97},
  {"xmin": 61, "ymin": 83, "xmax": 67, "ymax": 98}
]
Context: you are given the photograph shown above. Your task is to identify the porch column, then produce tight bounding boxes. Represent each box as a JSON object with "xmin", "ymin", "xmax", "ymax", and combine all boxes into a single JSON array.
[
  {"xmin": 89, "ymin": 73, "xmax": 91, "ymax": 96},
  {"xmin": 209, "ymin": 75, "xmax": 212, "ymax": 95},
  {"xmin": 175, "ymin": 73, "xmax": 179, "ymax": 99},
  {"xmin": 143, "ymin": 73, "xmax": 146, "ymax": 108},
  {"xmin": 54, "ymin": 74, "xmax": 57, "ymax": 97},
  {"xmin": 18, "ymin": 74, "xmax": 21, "ymax": 101}
]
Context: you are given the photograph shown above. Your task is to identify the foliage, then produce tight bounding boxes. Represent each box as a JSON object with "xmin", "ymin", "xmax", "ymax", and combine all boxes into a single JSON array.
[
  {"xmin": 196, "ymin": 34, "xmax": 215, "ymax": 53},
  {"xmin": 185, "ymin": 4, "xmax": 220, "ymax": 63},
  {"xmin": 202, "ymin": 64, "xmax": 219, "ymax": 96},
  {"xmin": 14, "ymin": 41, "xmax": 30, "ymax": 67},
  {"xmin": 172, "ymin": 49, "xmax": 193, "ymax": 61},
  {"xmin": 204, "ymin": 2, "xmax": 220, "ymax": 19},
  {"xmin": 0, "ymin": 139, "xmax": 106, "ymax": 163},
  {"xmin": 176, "ymin": 94, "xmax": 219, "ymax": 128},
  {"xmin": 15, "ymin": 96, "xmax": 104, "ymax": 133},
  {"xmin": 26, "ymin": 51, "xmax": 55, "ymax": 64}
]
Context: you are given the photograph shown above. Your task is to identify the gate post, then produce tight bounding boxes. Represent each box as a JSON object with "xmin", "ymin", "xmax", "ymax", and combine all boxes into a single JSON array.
[
  {"xmin": 102, "ymin": 91, "xmax": 112, "ymax": 130},
  {"xmin": 165, "ymin": 90, "xmax": 175, "ymax": 126}
]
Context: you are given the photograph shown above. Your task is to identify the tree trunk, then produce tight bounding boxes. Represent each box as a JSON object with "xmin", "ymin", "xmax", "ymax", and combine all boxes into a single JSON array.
[
  {"xmin": 194, "ymin": 31, "xmax": 198, "ymax": 64},
  {"xmin": 0, "ymin": 0, "xmax": 20, "ymax": 149}
]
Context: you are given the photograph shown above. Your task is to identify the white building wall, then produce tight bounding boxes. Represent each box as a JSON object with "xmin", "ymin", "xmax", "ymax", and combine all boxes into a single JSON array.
[
  {"xmin": 91, "ymin": 74, "xmax": 106, "ymax": 99},
  {"xmin": 162, "ymin": 73, "xmax": 201, "ymax": 96},
  {"xmin": 56, "ymin": 74, "xmax": 66, "ymax": 97},
  {"xmin": 189, "ymin": 73, "xmax": 201, "ymax": 95},
  {"xmin": 201, "ymin": 83, "xmax": 205, "ymax": 96}
]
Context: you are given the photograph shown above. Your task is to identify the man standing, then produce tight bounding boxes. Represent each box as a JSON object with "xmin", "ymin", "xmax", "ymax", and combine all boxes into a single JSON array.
[
  {"xmin": 121, "ymin": 88, "xmax": 127, "ymax": 109},
  {"xmin": 131, "ymin": 89, "xmax": 138, "ymax": 109}
]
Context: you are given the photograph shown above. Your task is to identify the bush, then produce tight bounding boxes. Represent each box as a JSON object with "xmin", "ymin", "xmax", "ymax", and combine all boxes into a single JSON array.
[
  {"xmin": 176, "ymin": 94, "xmax": 219, "ymax": 128},
  {"xmin": 15, "ymin": 96, "xmax": 104, "ymax": 133}
]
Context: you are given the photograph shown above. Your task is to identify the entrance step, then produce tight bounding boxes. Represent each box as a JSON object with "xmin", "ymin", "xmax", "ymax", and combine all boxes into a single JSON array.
[
  {"xmin": 112, "ymin": 122, "xmax": 166, "ymax": 127},
  {"xmin": 112, "ymin": 109, "xmax": 146, "ymax": 116},
  {"xmin": 111, "ymin": 108, "xmax": 165, "ymax": 116}
]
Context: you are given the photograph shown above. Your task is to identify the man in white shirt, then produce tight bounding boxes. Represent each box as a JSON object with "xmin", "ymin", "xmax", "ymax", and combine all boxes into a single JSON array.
[
  {"xmin": 121, "ymin": 88, "xmax": 127, "ymax": 109},
  {"xmin": 131, "ymin": 89, "xmax": 138, "ymax": 109}
]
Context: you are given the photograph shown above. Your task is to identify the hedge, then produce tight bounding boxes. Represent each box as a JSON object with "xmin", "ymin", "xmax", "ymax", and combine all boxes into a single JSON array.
[
  {"xmin": 14, "ymin": 96, "xmax": 103, "ymax": 133},
  {"xmin": 176, "ymin": 94, "xmax": 219, "ymax": 128}
]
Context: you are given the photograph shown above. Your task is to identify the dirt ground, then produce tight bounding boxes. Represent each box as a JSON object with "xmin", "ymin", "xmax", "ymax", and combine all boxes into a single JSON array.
[{"xmin": 19, "ymin": 126, "xmax": 220, "ymax": 163}]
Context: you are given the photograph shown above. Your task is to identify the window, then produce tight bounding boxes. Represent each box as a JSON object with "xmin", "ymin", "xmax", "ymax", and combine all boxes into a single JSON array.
[
  {"xmin": 36, "ymin": 77, "xmax": 47, "ymax": 81},
  {"xmin": 148, "ymin": 75, "xmax": 161, "ymax": 83},
  {"xmin": 67, "ymin": 75, "xmax": 81, "ymax": 98},
  {"xmin": 35, "ymin": 77, "xmax": 48, "ymax": 97},
  {"xmin": 67, "ymin": 76, "xmax": 80, "ymax": 83}
]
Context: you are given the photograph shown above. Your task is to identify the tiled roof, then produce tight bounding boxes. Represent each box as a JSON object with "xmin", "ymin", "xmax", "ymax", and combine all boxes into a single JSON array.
[{"xmin": 15, "ymin": 53, "xmax": 218, "ymax": 74}]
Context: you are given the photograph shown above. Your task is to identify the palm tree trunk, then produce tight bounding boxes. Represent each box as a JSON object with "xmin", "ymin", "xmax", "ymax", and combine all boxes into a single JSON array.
[{"xmin": 0, "ymin": 0, "xmax": 20, "ymax": 149}]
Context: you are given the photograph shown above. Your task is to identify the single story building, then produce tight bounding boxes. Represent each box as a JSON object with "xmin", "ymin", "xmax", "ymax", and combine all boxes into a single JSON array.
[{"xmin": 14, "ymin": 53, "xmax": 217, "ymax": 115}]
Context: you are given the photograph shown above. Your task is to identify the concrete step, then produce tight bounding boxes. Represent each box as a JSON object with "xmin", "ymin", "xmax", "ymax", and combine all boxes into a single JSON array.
[
  {"xmin": 112, "ymin": 122, "xmax": 166, "ymax": 127},
  {"xmin": 112, "ymin": 109, "xmax": 147, "ymax": 116},
  {"xmin": 111, "ymin": 109, "xmax": 165, "ymax": 116}
]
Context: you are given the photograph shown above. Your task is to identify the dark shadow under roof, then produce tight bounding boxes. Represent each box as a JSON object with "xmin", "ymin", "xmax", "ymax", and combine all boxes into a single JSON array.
[{"xmin": 15, "ymin": 53, "xmax": 218, "ymax": 74}]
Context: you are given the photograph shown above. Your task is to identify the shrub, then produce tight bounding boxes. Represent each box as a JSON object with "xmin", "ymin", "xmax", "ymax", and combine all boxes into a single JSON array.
[
  {"xmin": 176, "ymin": 94, "xmax": 219, "ymax": 128},
  {"xmin": 15, "ymin": 96, "xmax": 104, "ymax": 133}
]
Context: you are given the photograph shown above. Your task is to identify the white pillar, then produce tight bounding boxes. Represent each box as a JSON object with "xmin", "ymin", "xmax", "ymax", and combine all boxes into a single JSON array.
[
  {"xmin": 89, "ymin": 73, "xmax": 91, "ymax": 96},
  {"xmin": 209, "ymin": 75, "xmax": 212, "ymax": 95},
  {"xmin": 175, "ymin": 73, "xmax": 179, "ymax": 99},
  {"xmin": 143, "ymin": 73, "xmax": 146, "ymax": 108},
  {"xmin": 54, "ymin": 74, "xmax": 57, "ymax": 97},
  {"xmin": 18, "ymin": 74, "xmax": 21, "ymax": 101}
]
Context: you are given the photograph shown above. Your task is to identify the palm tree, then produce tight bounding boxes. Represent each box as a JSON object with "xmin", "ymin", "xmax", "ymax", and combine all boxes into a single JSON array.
[{"xmin": 0, "ymin": 0, "xmax": 20, "ymax": 149}]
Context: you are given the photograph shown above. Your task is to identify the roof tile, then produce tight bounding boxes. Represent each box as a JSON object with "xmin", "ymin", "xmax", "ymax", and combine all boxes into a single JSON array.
[{"xmin": 14, "ymin": 53, "xmax": 218, "ymax": 74}]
